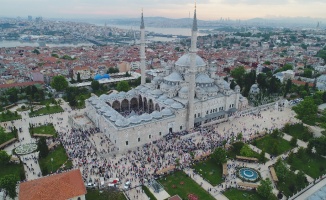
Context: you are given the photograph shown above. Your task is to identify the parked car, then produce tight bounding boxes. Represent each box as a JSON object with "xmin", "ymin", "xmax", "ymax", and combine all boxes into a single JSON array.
[{"xmin": 124, "ymin": 181, "xmax": 131, "ymax": 189}]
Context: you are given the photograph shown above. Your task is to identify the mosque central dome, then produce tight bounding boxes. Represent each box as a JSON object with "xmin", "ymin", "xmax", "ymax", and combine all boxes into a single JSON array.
[{"xmin": 175, "ymin": 53, "xmax": 206, "ymax": 67}]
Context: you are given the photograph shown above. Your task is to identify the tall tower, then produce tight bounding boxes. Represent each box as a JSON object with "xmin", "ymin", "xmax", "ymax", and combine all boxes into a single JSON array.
[
  {"xmin": 187, "ymin": 4, "xmax": 198, "ymax": 131},
  {"xmin": 140, "ymin": 10, "xmax": 146, "ymax": 85}
]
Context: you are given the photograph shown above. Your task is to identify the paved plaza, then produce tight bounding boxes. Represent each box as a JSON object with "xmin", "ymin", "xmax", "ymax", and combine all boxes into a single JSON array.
[{"xmin": 1, "ymin": 100, "xmax": 325, "ymax": 200}]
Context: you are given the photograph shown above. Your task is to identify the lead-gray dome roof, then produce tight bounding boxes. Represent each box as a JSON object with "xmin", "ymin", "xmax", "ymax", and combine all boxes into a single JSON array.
[
  {"xmin": 140, "ymin": 113, "xmax": 152, "ymax": 121},
  {"xmin": 151, "ymin": 111, "xmax": 163, "ymax": 119},
  {"xmin": 161, "ymin": 108, "xmax": 173, "ymax": 116},
  {"xmin": 129, "ymin": 116, "xmax": 142, "ymax": 124},
  {"xmin": 164, "ymin": 99, "xmax": 175, "ymax": 105},
  {"xmin": 171, "ymin": 102, "xmax": 184, "ymax": 109},
  {"xmin": 196, "ymin": 73, "xmax": 214, "ymax": 84},
  {"xmin": 164, "ymin": 71, "xmax": 183, "ymax": 82},
  {"xmin": 115, "ymin": 118, "xmax": 130, "ymax": 127},
  {"xmin": 175, "ymin": 53, "xmax": 206, "ymax": 67}
]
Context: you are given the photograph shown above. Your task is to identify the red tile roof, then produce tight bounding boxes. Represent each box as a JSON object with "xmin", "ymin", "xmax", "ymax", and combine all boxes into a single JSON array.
[{"xmin": 19, "ymin": 169, "xmax": 86, "ymax": 200}]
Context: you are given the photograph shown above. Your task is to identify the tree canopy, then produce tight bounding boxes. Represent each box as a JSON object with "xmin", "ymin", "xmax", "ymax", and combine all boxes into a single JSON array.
[
  {"xmin": 116, "ymin": 81, "xmax": 131, "ymax": 92},
  {"xmin": 0, "ymin": 174, "xmax": 18, "ymax": 198},
  {"xmin": 91, "ymin": 80, "xmax": 100, "ymax": 91},
  {"xmin": 51, "ymin": 75, "xmax": 68, "ymax": 92},
  {"xmin": 293, "ymin": 96, "xmax": 318, "ymax": 125},
  {"xmin": 0, "ymin": 150, "xmax": 10, "ymax": 165},
  {"xmin": 37, "ymin": 137, "xmax": 49, "ymax": 158},
  {"xmin": 257, "ymin": 178, "xmax": 274, "ymax": 199},
  {"xmin": 212, "ymin": 147, "xmax": 227, "ymax": 165}
]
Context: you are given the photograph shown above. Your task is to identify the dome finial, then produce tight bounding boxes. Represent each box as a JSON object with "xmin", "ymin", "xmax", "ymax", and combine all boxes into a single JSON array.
[{"xmin": 140, "ymin": 8, "xmax": 145, "ymax": 29}]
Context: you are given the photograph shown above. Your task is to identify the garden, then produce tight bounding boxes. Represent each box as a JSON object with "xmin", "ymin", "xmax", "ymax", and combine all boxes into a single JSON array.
[
  {"xmin": 192, "ymin": 158, "xmax": 224, "ymax": 186},
  {"xmin": 159, "ymin": 171, "xmax": 215, "ymax": 200},
  {"xmin": 0, "ymin": 110, "xmax": 21, "ymax": 122},
  {"xmin": 274, "ymin": 159, "xmax": 308, "ymax": 197},
  {"xmin": 39, "ymin": 145, "xmax": 71, "ymax": 175},
  {"xmin": 29, "ymin": 105, "xmax": 63, "ymax": 117},
  {"xmin": 0, "ymin": 127, "xmax": 16, "ymax": 145},
  {"xmin": 223, "ymin": 188, "xmax": 263, "ymax": 200},
  {"xmin": 29, "ymin": 124, "xmax": 57, "ymax": 137},
  {"xmin": 252, "ymin": 130, "xmax": 292, "ymax": 156},
  {"xmin": 286, "ymin": 148, "xmax": 326, "ymax": 179},
  {"xmin": 282, "ymin": 123, "xmax": 313, "ymax": 142}
]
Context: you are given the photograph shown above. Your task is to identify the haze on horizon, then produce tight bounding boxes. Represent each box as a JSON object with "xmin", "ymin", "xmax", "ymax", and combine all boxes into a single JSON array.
[{"xmin": 0, "ymin": 0, "xmax": 325, "ymax": 20}]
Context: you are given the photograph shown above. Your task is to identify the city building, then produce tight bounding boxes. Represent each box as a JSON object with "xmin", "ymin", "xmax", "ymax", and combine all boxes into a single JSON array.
[
  {"xmin": 85, "ymin": 8, "xmax": 246, "ymax": 152},
  {"xmin": 19, "ymin": 169, "xmax": 86, "ymax": 200}
]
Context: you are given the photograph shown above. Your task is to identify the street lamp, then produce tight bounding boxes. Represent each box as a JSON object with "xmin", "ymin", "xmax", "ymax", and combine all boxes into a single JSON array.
[{"xmin": 51, "ymin": 158, "xmax": 53, "ymax": 173}]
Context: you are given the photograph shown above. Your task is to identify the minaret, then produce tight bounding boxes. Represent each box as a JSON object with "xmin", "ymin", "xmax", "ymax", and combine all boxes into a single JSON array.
[
  {"xmin": 140, "ymin": 9, "xmax": 146, "ymax": 85},
  {"xmin": 187, "ymin": 4, "xmax": 198, "ymax": 131}
]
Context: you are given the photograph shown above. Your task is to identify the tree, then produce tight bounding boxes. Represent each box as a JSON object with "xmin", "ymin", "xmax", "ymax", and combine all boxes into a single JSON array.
[
  {"xmin": 0, "ymin": 150, "xmax": 10, "ymax": 165},
  {"xmin": 212, "ymin": 147, "xmax": 227, "ymax": 165},
  {"xmin": 91, "ymin": 80, "xmax": 100, "ymax": 91},
  {"xmin": 6, "ymin": 88, "xmax": 18, "ymax": 103},
  {"xmin": 240, "ymin": 144, "xmax": 254, "ymax": 157},
  {"xmin": 290, "ymin": 137, "xmax": 298, "ymax": 147},
  {"xmin": 284, "ymin": 79, "xmax": 292, "ymax": 97},
  {"xmin": 116, "ymin": 81, "xmax": 131, "ymax": 92},
  {"xmin": 257, "ymin": 178, "xmax": 273, "ymax": 199},
  {"xmin": 38, "ymin": 137, "xmax": 49, "ymax": 158},
  {"xmin": 0, "ymin": 174, "xmax": 18, "ymax": 199},
  {"xmin": 32, "ymin": 49, "xmax": 40, "ymax": 55},
  {"xmin": 77, "ymin": 72, "xmax": 81, "ymax": 83},
  {"xmin": 293, "ymin": 96, "xmax": 318, "ymax": 125},
  {"xmin": 45, "ymin": 102, "xmax": 50, "ymax": 111},
  {"xmin": 51, "ymin": 75, "xmax": 68, "ymax": 92},
  {"xmin": 259, "ymin": 150, "xmax": 266, "ymax": 163},
  {"xmin": 303, "ymin": 69, "xmax": 313, "ymax": 78},
  {"xmin": 230, "ymin": 66, "xmax": 245, "ymax": 81},
  {"xmin": 230, "ymin": 80, "xmax": 236, "ymax": 90}
]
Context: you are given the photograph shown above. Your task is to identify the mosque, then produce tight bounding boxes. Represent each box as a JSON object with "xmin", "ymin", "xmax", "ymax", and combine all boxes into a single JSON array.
[{"xmin": 85, "ymin": 7, "xmax": 248, "ymax": 152}]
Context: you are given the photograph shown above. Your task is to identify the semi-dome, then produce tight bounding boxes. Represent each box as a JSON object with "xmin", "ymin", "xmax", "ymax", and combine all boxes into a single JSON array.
[
  {"xmin": 129, "ymin": 115, "xmax": 142, "ymax": 124},
  {"xmin": 164, "ymin": 71, "xmax": 183, "ymax": 82},
  {"xmin": 161, "ymin": 108, "xmax": 173, "ymax": 116},
  {"xmin": 171, "ymin": 102, "xmax": 183, "ymax": 109},
  {"xmin": 151, "ymin": 111, "xmax": 163, "ymax": 119},
  {"xmin": 115, "ymin": 118, "xmax": 130, "ymax": 127},
  {"xmin": 140, "ymin": 113, "xmax": 152, "ymax": 121},
  {"xmin": 196, "ymin": 73, "xmax": 214, "ymax": 84},
  {"xmin": 175, "ymin": 53, "xmax": 206, "ymax": 67}
]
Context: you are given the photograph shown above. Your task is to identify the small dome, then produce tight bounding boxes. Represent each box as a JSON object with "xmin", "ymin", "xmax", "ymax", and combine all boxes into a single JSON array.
[
  {"xmin": 104, "ymin": 111, "xmax": 115, "ymax": 117},
  {"xmin": 95, "ymin": 103, "xmax": 103, "ymax": 109},
  {"xmin": 151, "ymin": 89, "xmax": 163, "ymax": 95},
  {"xmin": 153, "ymin": 76, "xmax": 163, "ymax": 82},
  {"xmin": 140, "ymin": 87, "xmax": 147, "ymax": 93},
  {"xmin": 135, "ymin": 85, "xmax": 144, "ymax": 90},
  {"xmin": 235, "ymin": 85, "xmax": 240, "ymax": 89},
  {"xmin": 115, "ymin": 118, "xmax": 130, "ymax": 127},
  {"xmin": 161, "ymin": 108, "xmax": 173, "ymax": 116},
  {"xmin": 209, "ymin": 67, "xmax": 216, "ymax": 72},
  {"xmin": 129, "ymin": 116, "xmax": 142, "ymax": 124},
  {"xmin": 127, "ymin": 89, "xmax": 136, "ymax": 96},
  {"xmin": 118, "ymin": 91, "xmax": 126, "ymax": 97},
  {"xmin": 151, "ymin": 111, "xmax": 163, "ymax": 119},
  {"xmin": 196, "ymin": 73, "xmax": 214, "ymax": 84},
  {"xmin": 164, "ymin": 71, "xmax": 183, "ymax": 82},
  {"xmin": 158, "ymin": 95, "xmax": 168, "ymax": 101},
  {"xmin": 140, "ymin": 113, "xmax": 153, "ymax": 121},
  {"xmin": 175, "ymin": 53, "xmax": 206, "ymax": 67},
  {"xmin": 179, "ymin": 86, "xmax": 189, "ymax": 93},
  {"xmin": 108, "ymin": 93, "xmax": 118, "ymax": 99},
  {"xmin": 171, "ymin": 102, "xmax": 183, "ymax": 109},
  {"xmin": 99, "ymin": 107, "xmax": 107, "ymax": 113},
  {"xmin": 164, "ymin": 99, "xmax": 175, "ymax": 105},
  {"xmin": 99, "ymin": 94, "xmax": 109, "ymax": 101},
  {"xmin": 223, "ymin": 81, "xmax": 230, "ymax": 90}
]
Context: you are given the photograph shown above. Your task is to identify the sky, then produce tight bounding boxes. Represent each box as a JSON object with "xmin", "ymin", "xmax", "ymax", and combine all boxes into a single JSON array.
[{"xmin": 0, "ymin": 0, "xmax": 326, "ymax": 20}]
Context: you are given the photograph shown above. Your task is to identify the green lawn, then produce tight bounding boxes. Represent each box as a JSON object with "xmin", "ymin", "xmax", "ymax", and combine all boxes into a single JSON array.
[
  {"xmin": 282, "ymin": 123, "xmax": 313, "ymax": 142},
  {"xmin": 29, "ymin": 124, "xmax": 57, "ymax": 137},
  {"xmin": 253, "ymin": 135, "xmax": 292, "ymax": 156},
  {"xmin": 286, "ymin": 150, "xmax": 326, "ymax": 179},
  {"xmin": 86, "ymin": 189, "xmax": 126, "ymax": 200},
  {"xmin": 29, "ymin": 105, "xmax": 63, "ymax": 117},
  {"xmin": 227, "ymin": 142, "xmax": 268, "ymax": 163},
  {"xmin": 192, "ymin": 158, "xmax": 224, "ymax": 186},
  {"xmin": 142, "ymin": 185, "xmax": 157, "ymax": 200},
  {"xmin": 0, "ymin": 127, "xmax": 16, "ymax": 144},
  {"xmin": 0, "ymin": 112, "xmax": 21, "ymax": 122},
  {"xmin": 223, "ymin": 188, "xmax": 262, "ymax": 200},
  {"xmin": 159, "ymin": 171, "xmax": 215, "ymax": 200},
  {"xmin": 0, "ymin": 163, "xmax": 26, "ymax": 181},
  {"xmin": 39, "ymin": 145, "xmax": 70, "ymax": 175}
]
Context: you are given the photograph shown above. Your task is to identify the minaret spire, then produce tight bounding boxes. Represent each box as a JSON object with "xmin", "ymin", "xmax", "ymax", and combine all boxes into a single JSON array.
[
  {"xmin": 140, "ymin": 8, "xmax": 146, "ymax": 85},
  {"xmin": 187, "ymin": 3, "xmax": 198, "ymax": 131}
]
